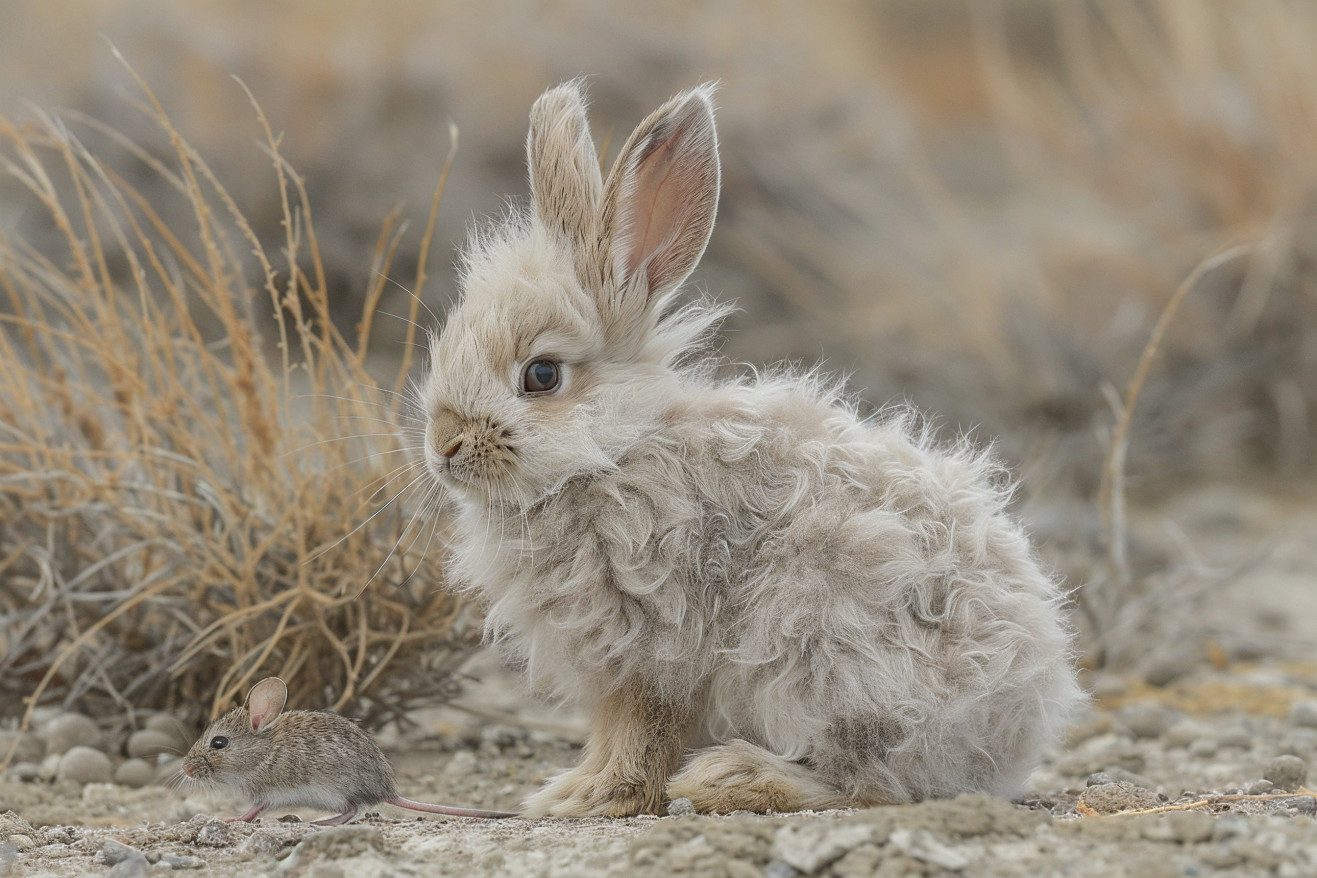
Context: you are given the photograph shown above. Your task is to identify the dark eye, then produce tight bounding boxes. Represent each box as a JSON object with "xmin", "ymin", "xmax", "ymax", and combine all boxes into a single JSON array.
[
  {"xmin": 210, "ymin": 736, "xmax": 229, "ymax": 750},
  {"xmin": 522, "ymin": 359, "xmax": 561, "ymax": 394}
]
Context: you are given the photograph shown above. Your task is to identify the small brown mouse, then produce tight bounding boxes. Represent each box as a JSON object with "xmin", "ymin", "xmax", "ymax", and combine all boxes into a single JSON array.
[{"xmin": 182, "ymin": 677, "xmax": 518, "ymax": 825}]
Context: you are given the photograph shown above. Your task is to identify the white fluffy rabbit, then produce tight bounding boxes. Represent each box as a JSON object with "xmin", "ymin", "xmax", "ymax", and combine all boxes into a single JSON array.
[{"xmin": 420, "ymin": 81, "xmax": 1084, "ymax": 816}]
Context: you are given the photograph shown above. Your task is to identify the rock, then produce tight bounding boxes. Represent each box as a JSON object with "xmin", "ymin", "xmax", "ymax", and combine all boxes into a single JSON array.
[
  {"xmin": 1188, "ymin": 737, "xmax": 1219, "ymax": 758},
  {"xmin": 4, "ymin": 836, "xmax": 32, "ymax": 853},
  {"xmin": 762, "ymin": 862, "xmax": 798, "ymax": 878},
  {"xmin": 102, "ymin": 839, "xmax": 143, "ymax": 866},
  {"xmin": 42, "ymin": 826, "xmax": 74, "ymax": 845},
  {"xmin": 0, "ymin": 843, "xmax": 18, "ymax": 871},
  {"xmin": 1118, "ymin": 703, "xmax": 1175, "ymax": 739},
  {"xmin": 159, "ymin": 853, "xmax": 206, "ymax": 869},
  {"xmin": 195, "ymin": 819, "xmax": 233, "ymax": 848},
  {"xmin": 56, "ymin": 746, "xmax": 113, "ymax": 785},
  {"xmin": 1141, "ymin": 810, "xmax": 1214, "ymax": 844},
  {"xmin": 5, "ymin": 763, "xmax": 42, "ymax": 783},
  {"xmin": 239, "ymin": 831, "xmax": 287, "ymax": 857},
  {"xmin": 1292, "ymin": 701, "xmax": 1317, "ymax": 730},
  {"xmin": 443, "ymin": 750, "xmax": 477, "ymax": 776},
  {"xmin": 667, "ymin": 797, "xmax": 696, "ymax": 817},
  {"xmin": 1270, "ymin": 796, "xmax": 1317, "ymax": 818},
  {"xmin": 888, "ymin": 828, "xmax": 970, "ymax": 871},
  {"xmin": 1217, "ymin": 726, "xmax": 1255, "ymax": 750},
  {"xmin": 773, "ymin": 823, "xmax": 875, "ymax": 873},
  {"xmin": 1085, "ymin": 772, "xmax": 1116, "ymax": 787},
  {"xmin": 107, "ymin": 853, "xmax": 149, "ymax": 878},
  {"xmin": 1164, "ymin": 719, "xmax": 1206, "ymax": 749},
  {"xmin": 0, "ymin": 732, "xmax": 45, "ymax": 764},
  {"xmin": 126, "ymin": 729, "xmax": 178, "ymax": 760},
  {"xmin": 144, "ymin": 713, "xmax": 186, "ymax": 736},
  {"xmin": 1102, "ymin": 767, "xmax": 1157, "ymax": 791},
  {"xmin": 114, "ymin": 758, "xmax": 157, "ymax": 788},
  {"xmin": 1247, "ymin": 779, "xmax": 1276, "ymax": 795},
  {"xmin": 1264, "ymin": 754, "xmax": 1308, "ymax": 791},
  {"xmin": 290, "ymin": 825, "xmax": 384, "ymax": 861},
  {"xmin": 1077, "ymin": 782, "xmax": 1162, "ymax": 815},
  {"xmin": 0, "ymin": 812, "xmax": 35, "ymax": 840},
  {"xmin": 1142, "ymin": 649, "xmax": 1200, "ymax": 687},
  {"xmin": 44, "ymin": 714, "xmax": 102, "ymax": 755}
]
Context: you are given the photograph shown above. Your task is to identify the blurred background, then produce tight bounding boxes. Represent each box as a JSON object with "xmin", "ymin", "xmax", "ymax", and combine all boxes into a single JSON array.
[{"xmin": 3, "ymin": 0, "xmax": 1315, "ymax": 679}]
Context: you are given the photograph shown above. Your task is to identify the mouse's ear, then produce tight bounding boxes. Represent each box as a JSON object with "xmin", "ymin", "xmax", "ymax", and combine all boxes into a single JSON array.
[{"xmin": 245, "ymin": 677, "xmax": 288, "ymax": 732}]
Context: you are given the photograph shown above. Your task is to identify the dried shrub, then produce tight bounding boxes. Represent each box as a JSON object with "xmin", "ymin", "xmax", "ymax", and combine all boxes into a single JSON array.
[{"xmin": 0, "ymin": 65, "xmax": 470, "ymax": 733}]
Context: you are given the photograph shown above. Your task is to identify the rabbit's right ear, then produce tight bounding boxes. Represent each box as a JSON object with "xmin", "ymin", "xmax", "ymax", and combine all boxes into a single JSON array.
[
  {"xmin": 528, "ymin": 80, "xmax": 602, "ymax": 276},
  {"xmin": 245, "ymin": 677, "xmax": 288, "ymax": 732},
  {"xmin": 595, "ymin": 84, "xmax": 720, "ymax": 349}
]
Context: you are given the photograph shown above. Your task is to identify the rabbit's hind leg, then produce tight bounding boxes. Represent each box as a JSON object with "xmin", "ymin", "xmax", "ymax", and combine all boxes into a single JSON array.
[{"xmin": 666, "ymin": 739, "xmax": 859, "ymax": 814}]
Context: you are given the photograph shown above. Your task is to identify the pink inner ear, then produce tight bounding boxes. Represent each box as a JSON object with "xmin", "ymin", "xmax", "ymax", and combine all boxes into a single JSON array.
[
  {"xmin": 625, "ymin": 136, "xmax": 683, "ymax": 277},
  {"xmin": 250, "ymin": 713, "xmax": 264, "ymax": 731}
]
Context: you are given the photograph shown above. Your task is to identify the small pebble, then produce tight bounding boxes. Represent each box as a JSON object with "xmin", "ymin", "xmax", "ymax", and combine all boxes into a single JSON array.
[
  {"xmin": 1142, "ymin": 649, "xmax": 1199, "ymax": 687},
  {"xmin": 42, "ymin": 826, "xmax": 74, "ymax": 845},
  {"xmin": 1246, "ymin": 779, "xmax": 1276, "ymax": 795},
  {"xmin": 44, "ymin": 714, "xmax": 102, "ymax": 755},
  {"xmin": 6, "ymin": 762, "xmax": 43, "ymax": 783},
  {"xmin": 1141, "ymin": 810, "xmax": 1215, "ymax": 844},
  {"xmin": 159, "ymin": 853, "xmax": 206, "ymax": 869},
  {"xmin": 1078, "ymin": 782, "xmax": 1162, "ymax": 815},
  {"xmin": 195, "ymin": 820, "xmax": 232, "ymax": 848},
  {"xmin": 1291, "ymin": 701, "xmax": 1317, "ymax": 730},
  {"xmin": 1164, "ymin": 719, "xmax": 1206, "ymax": 749},
  {"xmin": 5, "ymin": 835, "xmax": 34, "ymax": 852},
  {"xmin": 0, "ymin": 731, "xmax": 45, "ymax": 764},
  {"xmin": 1216, "ymin": 725, "xmax": 1255, "ymax": 750},
  {"xmin": 126, "ymin": 729, "xmax": 177, "ymax": 760},
  {"xmin": 667, "ymin": 797, "xmax": 696, "ymax": 817},
  {"xmin": 1086, "ymin": 773, "xmax": 1116, "ymax": 787},
  {"xmin": 763, "ymin": 862, "xmax": 798, "ymax": 878},
  {"xmin": 1119, "ymin": 703, "xmax": 1176, "ymax": 739},
  {"xmin": 144, "ymin": 713, "xmax": 186, "ymax": 736},
  {"xmin": 1269, "ymin": 796, "xmax": 1317, "ymax": 818},
  {"xmin": 114, "ymin": 758, "xmax": 157, "ymax": 789},
  {"xmin": 1188, "ymin": 737, "xmax": 1219, "ymax": 758},
  {"xmin": 107, "ymin": 854, "xmax": 149, "ymax": 878},
  {"xmin": 1264, "ymin": 754, "xmax": 1308, "ymax": 792},
  {"xmin": 56, "ymin": 746, "xmax": 113, "ymax": 785}
]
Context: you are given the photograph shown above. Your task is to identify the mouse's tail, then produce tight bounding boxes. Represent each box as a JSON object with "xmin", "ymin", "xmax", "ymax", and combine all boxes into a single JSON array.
[{"xmin": 384, "ymin": 795, "xmax": 518, "ymax": 819}]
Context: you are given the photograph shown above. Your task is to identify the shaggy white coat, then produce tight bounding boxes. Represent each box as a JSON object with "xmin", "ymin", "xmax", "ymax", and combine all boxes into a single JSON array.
[{"xmin": 420, "ymin": 81, "xmax": 1085, "ymax": 814}]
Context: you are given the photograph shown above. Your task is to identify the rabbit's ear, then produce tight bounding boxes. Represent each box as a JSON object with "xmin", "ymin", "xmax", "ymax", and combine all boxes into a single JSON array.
[
  {"xmin": 528, "ymin": 80, "xmax": 602, "ymax": 261},
  {"xmin": 597, "ymin": 84, "xmax": 719, "ymax": 335},
  {"xmin": 245, "ymin": 677, "xmax": 288, "ymax": 732}
]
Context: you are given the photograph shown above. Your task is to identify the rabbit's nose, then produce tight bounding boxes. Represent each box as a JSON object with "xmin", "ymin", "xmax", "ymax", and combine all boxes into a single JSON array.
[{"xmin": 440, "ymin": 436, "xmax": 463, "ymax": 458}]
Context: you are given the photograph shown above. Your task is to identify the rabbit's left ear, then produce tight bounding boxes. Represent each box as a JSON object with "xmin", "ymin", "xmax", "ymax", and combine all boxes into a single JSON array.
[
  {"xmin": 597, "ymin": 84, "xmax": 720, "ymax": 340},
  {"xmin": 528, "ymin": 80, "xmax": 602, "ymax": 269}
]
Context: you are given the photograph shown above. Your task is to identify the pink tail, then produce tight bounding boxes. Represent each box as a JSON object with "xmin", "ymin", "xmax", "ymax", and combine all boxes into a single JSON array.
[{"xmin": 385, "ymin": 796, "xmax": 517, "ymax": 819}]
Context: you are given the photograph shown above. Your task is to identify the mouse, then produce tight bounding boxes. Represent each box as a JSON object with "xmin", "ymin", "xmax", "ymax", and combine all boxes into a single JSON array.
[{"xmin": 182, "ymin": 676, "xmax": 518, "ymax": 825}]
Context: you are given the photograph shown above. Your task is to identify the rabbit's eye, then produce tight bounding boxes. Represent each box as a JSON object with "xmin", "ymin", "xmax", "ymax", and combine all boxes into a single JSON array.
[
  {"xmin": 210, "ymin": 736, "xmax": 229, "ymax": 750},
  {"xmin": 523, "ymin": 359, "xmax": 561, "ymax": 394}
]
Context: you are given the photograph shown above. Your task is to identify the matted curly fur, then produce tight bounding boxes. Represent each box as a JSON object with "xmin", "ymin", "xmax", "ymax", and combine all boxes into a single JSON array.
[{"xmin": 419, "ymin": 80, "xmax": 1085, "ymax": 816}]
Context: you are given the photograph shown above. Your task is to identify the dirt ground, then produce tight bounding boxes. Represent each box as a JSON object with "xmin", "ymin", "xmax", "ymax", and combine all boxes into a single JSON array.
[{"xmin": 2, "ymin": 486, "xmax": 1316, "ymax": 877}]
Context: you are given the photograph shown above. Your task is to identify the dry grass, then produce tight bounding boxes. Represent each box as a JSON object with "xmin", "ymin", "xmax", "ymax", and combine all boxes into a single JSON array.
[{"xmin": 0, "ymin": 61, "xmax": 470, "ymax": 736}]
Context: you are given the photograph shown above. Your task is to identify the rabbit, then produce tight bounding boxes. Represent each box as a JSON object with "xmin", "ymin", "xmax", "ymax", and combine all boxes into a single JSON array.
[
  {"xmin": 418, "ymin": 80, "xmax": 1085, "ymax": 817},
  {"xmin": 181, "ymin": 677, "xmax": 517, "ymax": 825}
]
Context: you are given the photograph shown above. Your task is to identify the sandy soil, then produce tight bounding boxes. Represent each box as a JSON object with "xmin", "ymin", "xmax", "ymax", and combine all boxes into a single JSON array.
[{"xmin": 3, "ymin": 487, "xmax": 1317, "ymax": 877}]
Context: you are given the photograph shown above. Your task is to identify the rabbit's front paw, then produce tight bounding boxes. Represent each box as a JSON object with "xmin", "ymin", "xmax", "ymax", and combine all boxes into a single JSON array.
[{"xmin": 523, "ymin": 765, "xmax": 663, "ymax": 817}]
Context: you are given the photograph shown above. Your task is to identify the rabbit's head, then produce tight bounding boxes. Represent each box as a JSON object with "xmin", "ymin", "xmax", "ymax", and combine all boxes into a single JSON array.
[{"xmin": 422, "ymin": 82, "xmax": 723, "ymax": 505}]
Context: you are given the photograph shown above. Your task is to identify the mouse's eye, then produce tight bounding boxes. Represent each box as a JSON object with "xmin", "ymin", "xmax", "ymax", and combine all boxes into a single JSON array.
[
  {"xmin": 209, "ymin": 736, "xmax": 229, "ymax": 750},
  {"xmin": 522, "ymin": 359, "xmax": 561, "ymax": 394}
]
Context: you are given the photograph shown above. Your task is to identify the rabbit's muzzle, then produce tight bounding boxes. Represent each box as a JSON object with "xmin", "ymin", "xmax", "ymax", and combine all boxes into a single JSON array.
[{"xmin": 428, "ymin": 408, "xmax": 516, "ymax": 488}]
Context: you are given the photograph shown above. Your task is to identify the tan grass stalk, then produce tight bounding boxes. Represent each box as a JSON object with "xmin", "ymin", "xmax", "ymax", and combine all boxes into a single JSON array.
[{"xmin": 0, "ymin": 62, "xmax": 468, "ymax": 743}]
